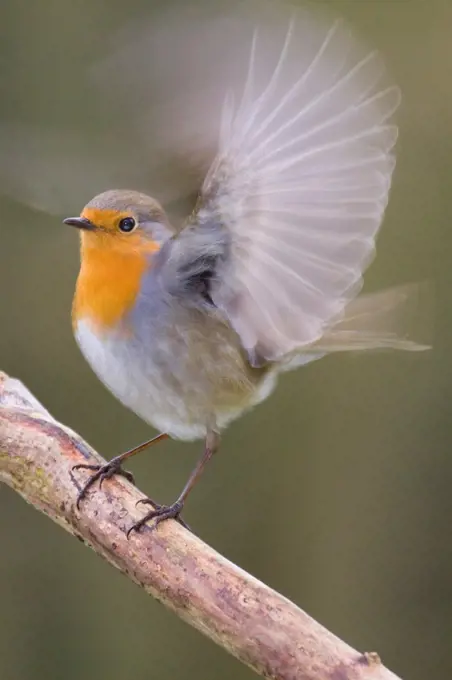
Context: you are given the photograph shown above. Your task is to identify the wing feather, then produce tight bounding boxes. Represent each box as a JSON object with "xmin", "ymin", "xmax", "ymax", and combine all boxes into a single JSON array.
[{"xmin": 191, "ymin": 9, "xmax": 401, "ymax": 361}]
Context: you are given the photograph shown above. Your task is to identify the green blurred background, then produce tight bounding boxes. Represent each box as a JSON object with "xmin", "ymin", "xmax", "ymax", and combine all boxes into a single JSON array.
[{"xmin": 0, "ymin": 0, "xmax": 450, "ymax": 679}]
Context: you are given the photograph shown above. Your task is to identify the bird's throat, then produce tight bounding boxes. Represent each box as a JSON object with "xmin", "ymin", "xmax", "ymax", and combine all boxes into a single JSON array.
[{"xmin": 72, "ymin": 240, "xmax": 154, "ymax": 333}]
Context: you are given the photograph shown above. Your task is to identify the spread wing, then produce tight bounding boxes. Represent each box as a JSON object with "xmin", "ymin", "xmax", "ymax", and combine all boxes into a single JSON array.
[
  {"xmin": 181, "ymin": 12, "xmax": 401, "ymax": 363},
  {"xmin": 0, "ymin": 1, "xmax": 402, "ymax": 365}
]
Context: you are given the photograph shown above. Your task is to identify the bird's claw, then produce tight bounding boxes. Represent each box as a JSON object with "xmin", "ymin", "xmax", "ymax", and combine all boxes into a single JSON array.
[
  {"xmin": 72, "ymin": 459, "xmax": 135, "ymax": 509},
  {"xmin": 127, "ymin": 499, "xmax": 191, "ymax": 538}
]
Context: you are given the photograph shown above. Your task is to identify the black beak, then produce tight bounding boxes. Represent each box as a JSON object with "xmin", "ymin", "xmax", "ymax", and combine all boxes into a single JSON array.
[{"xmin": 63, "ymin": 216, "xmax": 96, "ymax": 231}]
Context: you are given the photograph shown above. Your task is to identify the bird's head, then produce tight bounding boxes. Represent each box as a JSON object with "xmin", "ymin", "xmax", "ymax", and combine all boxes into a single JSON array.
[
  {"xmin": 64, "ymin": 189, "xmax": 172, "ymax": 256},
  {"xmin": 65, "ymin": 190, "xmax": 173, "ymax": 331}
]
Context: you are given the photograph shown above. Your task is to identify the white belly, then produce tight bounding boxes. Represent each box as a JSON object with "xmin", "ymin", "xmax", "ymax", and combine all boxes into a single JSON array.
[{"xmin": 75, "ymin": 319, "xmax": 277, "ymax": 441}]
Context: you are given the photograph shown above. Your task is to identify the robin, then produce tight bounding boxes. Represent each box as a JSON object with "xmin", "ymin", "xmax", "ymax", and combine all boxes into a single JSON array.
[{"xmin": 64, "ymin": 10, "xmax": 429, "ymax": 535}]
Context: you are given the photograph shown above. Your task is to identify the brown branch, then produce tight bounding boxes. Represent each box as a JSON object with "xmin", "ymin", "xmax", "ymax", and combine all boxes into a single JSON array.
[{"xmin": 0, "ymin": 370, "xmax": 402, "ymax": 680}]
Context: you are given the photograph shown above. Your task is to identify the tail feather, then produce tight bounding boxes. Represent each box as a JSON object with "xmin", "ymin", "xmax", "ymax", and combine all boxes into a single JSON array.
[
  {"xmin": 280, "ymin": 283, "xmax": 432, "ymax": 371},
  {"xmin": 314, "ymin": 283, "xmax": 432, "ymax": 352}
]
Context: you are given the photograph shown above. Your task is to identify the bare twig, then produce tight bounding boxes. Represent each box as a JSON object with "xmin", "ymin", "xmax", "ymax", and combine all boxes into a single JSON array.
[{"xmin": 0, "ymin": 371, "xmax": 402, "ymax": 680}]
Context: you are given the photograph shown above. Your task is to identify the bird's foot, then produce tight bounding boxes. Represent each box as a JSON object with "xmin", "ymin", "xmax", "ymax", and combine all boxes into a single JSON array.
[
  {"xmin": 73, "ymin": 457, "xmax": 135, "ymax": 509},
  {"xmin": 127, "ymin": 498, "xmax": 191, "ymax": 537}
]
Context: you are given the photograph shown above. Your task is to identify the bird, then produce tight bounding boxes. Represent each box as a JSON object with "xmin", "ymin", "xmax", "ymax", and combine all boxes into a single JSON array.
[{"xmin": 63, "ymin": 3, "xmax": 429, "ymax": 535}]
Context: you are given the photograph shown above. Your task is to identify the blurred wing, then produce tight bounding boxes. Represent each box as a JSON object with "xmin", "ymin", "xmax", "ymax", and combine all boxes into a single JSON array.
[
  {"xmin": 190, "ymin": 12, "xmax": 401, "ymax": 362},
  {"xmin": 0, "ymin": 120, "xmax": 199, "ymax": 222},
  {"xmin": 0, "ymin": 123, "xmax": 125, "ymax": 215}
]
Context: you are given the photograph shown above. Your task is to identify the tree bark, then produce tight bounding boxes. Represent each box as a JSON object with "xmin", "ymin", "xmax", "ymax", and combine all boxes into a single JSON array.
[{"xmin": 0, "ymin": 371, "xmax": 402, "ymax": 680}]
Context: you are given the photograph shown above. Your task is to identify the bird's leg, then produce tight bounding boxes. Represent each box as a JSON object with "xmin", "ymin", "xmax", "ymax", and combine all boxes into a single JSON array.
[
  {"xmin": 73, "ymin": 432, "xmax": 169, "ymax": 508},
  {"xmin": 127, "ymin": 430, "xmax": 220, "ymax": 537}
]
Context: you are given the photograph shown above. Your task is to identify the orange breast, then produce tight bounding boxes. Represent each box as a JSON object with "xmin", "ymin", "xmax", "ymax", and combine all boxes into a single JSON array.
[{"xmin": 72, "ymin": 233, "xmax": 159, "ymax": 333}]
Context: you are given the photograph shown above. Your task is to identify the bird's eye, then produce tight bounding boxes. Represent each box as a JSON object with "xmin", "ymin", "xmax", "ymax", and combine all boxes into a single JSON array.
[{"xmin": 118, "ymin": 217, "xmax": 136, "ymax": 233}]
